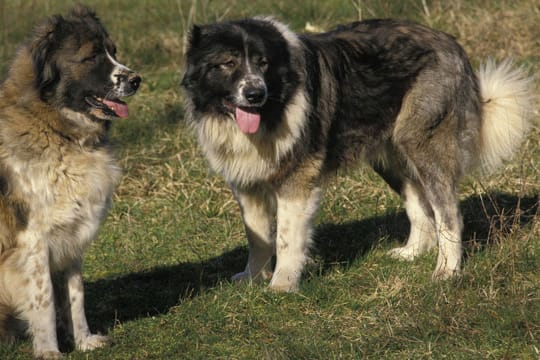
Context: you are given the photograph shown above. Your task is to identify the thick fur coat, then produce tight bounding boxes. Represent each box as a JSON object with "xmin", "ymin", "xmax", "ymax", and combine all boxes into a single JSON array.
[
  {"xmin": 0, "ymin": 5, "xmax": 140, "ymax": 358},
  {"xmin": 182, "ymin": 18, "xmax": 534, "ymax": 292}
]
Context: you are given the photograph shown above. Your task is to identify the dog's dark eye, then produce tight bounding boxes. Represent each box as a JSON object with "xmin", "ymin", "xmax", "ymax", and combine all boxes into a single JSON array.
[
  {"xmin": 219, "ymin": 60, "xmax": 237, "ymax": 70},
  {"xmin": 82, "ymin": 54, "xmax": 98, "ymax": 63},
  {"xmin": 258, "ymin": 58, "xmax": 269, "ymax": 70}
]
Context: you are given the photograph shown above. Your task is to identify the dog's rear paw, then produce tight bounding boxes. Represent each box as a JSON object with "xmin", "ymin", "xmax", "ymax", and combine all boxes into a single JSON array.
[
  {"xmin": 268, "ymin": 270, "xmax": 300, "ymax": 293},
  {"xmin": 76, "ymin": 334, "xmax": 109, "ymax": 352},
  {"xmin": 231, "ymin": 271, "xmax": 250, "ymax": 282},
  {"xmin": 386, "ymin": 246, "xmax": 419, "ymax": 261},
  {"xmin": 268, "ymin": 282, "xmax": 298, "ymax": 292},
  {"xmin": 36, "ymin": 350, "xmax": 64, "ymax": 359},
  {"xmin": 431, "ymin": 268, "xmax": 460, "ymax": 281},
  {"xmin": 231, "ymin": 270, "xmax": 272, "ymax": 283}
]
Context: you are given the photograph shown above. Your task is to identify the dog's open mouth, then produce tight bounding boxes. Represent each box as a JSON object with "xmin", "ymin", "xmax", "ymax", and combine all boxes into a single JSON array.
[
  {"xmin": 223, "ymin": 101, "xmax": 261, "ymax": 134},
  {"xmin": 86, "ymin": 96, "xmax": 129, "ymax": 119}
]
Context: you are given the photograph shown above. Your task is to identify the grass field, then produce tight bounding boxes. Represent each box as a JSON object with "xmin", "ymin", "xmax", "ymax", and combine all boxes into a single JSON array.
[{"xmin": 1, "ymin": 0, "xmax": 539, "ymax": 359}]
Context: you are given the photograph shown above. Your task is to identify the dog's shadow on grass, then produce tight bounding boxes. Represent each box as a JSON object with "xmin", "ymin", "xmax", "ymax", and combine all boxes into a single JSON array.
[
  {"xmin": 85, "ymin": 247, "xmax": 247, "ymax": 333},
  {"xmin": 85, "ymin": 192, "xmax": 538, "ymax": 332},
  {"xmin": 313, "ymin": 192, "xmax": 538, "ymax": 271}
]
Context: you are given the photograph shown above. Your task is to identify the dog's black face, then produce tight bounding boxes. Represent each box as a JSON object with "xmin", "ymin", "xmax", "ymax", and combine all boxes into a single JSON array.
[
  {"xmin": 31, "ymin": 5, "xmax": 141, "ymax": 120},
  {"xmin": 182, "ymin": 19, "xmax": 300, "ymax": 134}
]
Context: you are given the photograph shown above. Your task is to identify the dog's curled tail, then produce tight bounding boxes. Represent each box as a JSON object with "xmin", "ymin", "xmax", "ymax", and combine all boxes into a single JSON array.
[{"xmin": 477, "ymin": 59, "xmax": 536, "ymax": 173}]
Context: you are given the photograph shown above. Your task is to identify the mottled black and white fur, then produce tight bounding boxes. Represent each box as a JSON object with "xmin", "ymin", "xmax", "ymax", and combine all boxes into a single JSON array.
[{"xmin": 181, "ymin": 17, "xmax": 534, "ymax": 292}]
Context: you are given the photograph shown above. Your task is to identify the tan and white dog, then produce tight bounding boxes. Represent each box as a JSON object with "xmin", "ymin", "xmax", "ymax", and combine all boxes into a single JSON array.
[{"xmin": 0, "ymin": 5, "xmax": 140, "ymax": 358}]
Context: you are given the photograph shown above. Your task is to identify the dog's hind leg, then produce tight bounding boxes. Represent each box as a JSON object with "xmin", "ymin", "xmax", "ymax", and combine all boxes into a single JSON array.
[
  {"xmin": 392, "ymin": 56, "xmax": 479, "ymax": 279},
  {"xmin": 407, "ymin": 171, "xmax": 463, "ymax": 279},
  {"xmin": 372, "ymin": 148, "xmax": 438, "ymax": 260},
  {"xmin": 430, "ymin": 194, "xmax": 463, "ymax": 280},
  {"xmin": 0, "ymin": 242, "xmax": 61, "ymax": 359},
  {"xmin": 387, "ymin": 180, "xmax": 437, "ymax": 260},
  {"xmin": 395, "ymin": 155, "xmax": 463, "ymax": 279},
  {"xmin": 232, "ymin": 184, "xmax": 276, "ymax": 283},
  {"xmin": 402, "ymin": 144, "xmax": 464, "ymax": 279},
  {"xmin": 395, "ymin": 146, "xmax": 464, "ymax": 279},
  {"xmin": 0, "ymin": 298, "xmax": 19, "ymax": 343}
]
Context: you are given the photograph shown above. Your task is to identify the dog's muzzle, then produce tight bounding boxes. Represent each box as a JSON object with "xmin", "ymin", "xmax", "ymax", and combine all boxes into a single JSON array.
[
  {"xmin": 243, "ymin": 86, "xmax": 266, "ymax": 105},
  {"xmin": 236, "ymin": 75, "xmax": 267, "ymax": 107},
  {"xmin": 115, "ymin": 71, "xmax": 142, "ymax": 96}
]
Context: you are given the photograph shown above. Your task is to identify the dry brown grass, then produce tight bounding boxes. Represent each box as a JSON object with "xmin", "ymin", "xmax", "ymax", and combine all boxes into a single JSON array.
[{"xmin": 0, "ymin": 1, "xmax": 538, "ymax": 359}]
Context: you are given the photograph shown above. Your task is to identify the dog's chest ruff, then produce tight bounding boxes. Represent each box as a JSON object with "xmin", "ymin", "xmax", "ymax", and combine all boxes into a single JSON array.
[
  {"xmin": 195, "ymin": 89, "xmax": 309, "ymax": 187},
  {"xmin": 5, "ymin": 135, "xmax": 120, "ymax": 269}
]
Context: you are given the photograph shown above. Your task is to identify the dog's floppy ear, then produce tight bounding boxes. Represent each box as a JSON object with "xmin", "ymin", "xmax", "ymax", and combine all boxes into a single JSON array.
[
  {"xmin": 181, "ymin": 61, "xmax": 197, "ymax": 89},
  {"xmin": 30, "ymin": 15, "xmax": 64, "ymax": 101},
  {"xmin": 181, "ymin": 25, "xmax": 205, "ymax": 89},
  {"xmin": 187, "ymin": 24, "xmax": 211, "ymax": 50},
  {"xmin": 188, "ymin": 25, "xmax": 202, "ymax": 49}
]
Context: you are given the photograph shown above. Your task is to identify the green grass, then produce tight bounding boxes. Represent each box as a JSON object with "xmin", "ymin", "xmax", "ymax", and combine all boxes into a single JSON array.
[{"xmin": 1, "ymin": 0, "xmax": 539, "ymax": 359}]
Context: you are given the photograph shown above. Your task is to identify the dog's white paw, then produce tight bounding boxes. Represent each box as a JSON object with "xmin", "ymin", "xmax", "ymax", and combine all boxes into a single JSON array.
[
  {"xmin": 231, "ymin": 269, "xmax": 273, "ymax": 283},
  {"xmin": 431, "ymin": 267, "xmax": 460, "ymax": 281},
  {"xmin": 268, "ymin": 282, "xmax": 298, "ymax": 293},
  {"xmin": 76, "ymin": 334, "xmax": 109, "ymax": 352},
  {"xmin": 268, "ymin": 270, "xmax": 300, "ymax": 293},
  {"xmin": 387, "ymin": 246, "xmax": 420, "ymax": 261},
  {"xmin": 35, "ymin": 350, "xmax": 64, "ymax": 359}
]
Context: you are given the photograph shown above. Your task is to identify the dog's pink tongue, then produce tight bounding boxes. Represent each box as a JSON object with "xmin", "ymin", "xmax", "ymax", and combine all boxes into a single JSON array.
[
  {"xmin": 103, "ymin": 99, "xmax": 129, "ymax": 118},
  {"xmin": 235, "ymin": 107, "xmax": 260, "ymax": 134}
]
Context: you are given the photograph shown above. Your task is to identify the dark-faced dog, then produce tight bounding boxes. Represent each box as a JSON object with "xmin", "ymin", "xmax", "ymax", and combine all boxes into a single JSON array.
[{"xmin": 182, "ymin": 17, "xmax": 533, "ymax": 292}]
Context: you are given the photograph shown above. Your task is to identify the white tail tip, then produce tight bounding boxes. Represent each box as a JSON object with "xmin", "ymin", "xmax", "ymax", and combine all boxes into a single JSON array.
[{"xmin": 477, "ymin": 59, "xmax": 535, "ymax": 173}]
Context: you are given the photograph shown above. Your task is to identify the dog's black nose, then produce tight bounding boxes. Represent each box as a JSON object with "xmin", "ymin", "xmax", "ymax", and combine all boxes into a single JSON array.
[
  {"xmin": 128, "ymin": 73, "xmax": 142, "ymax": 91},
  {"xmin": 244, "ymin": 87, "xmax": 266, "ymax": 105}
]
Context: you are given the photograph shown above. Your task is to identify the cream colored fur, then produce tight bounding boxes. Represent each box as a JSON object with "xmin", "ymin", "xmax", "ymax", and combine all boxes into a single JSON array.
[
  {"xmin": 0, "ymin": 8, "xmax": 133, "ymax": 357},
  {"xmin": 194, "ymin": 88, "xmax": 309, "ymax": 187},
  {"xmin": 477, "ymin": 59, "xmax": 535, "ymax": 173}
]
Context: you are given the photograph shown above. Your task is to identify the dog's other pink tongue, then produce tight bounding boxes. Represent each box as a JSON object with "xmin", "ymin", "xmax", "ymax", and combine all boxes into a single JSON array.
[
  {"xmin": 235, "ymin": 107, "xmax": 260, "ymax": 134},
  {"xmin": 103, "ymin": 99, "xmax": 129, "ymax": 118}
]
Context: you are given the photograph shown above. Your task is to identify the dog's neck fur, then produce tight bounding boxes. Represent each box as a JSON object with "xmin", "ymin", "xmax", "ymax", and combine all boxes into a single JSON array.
[{"xmin": 59, "ymin": 108, "xmax": 109, "ymax": 146}]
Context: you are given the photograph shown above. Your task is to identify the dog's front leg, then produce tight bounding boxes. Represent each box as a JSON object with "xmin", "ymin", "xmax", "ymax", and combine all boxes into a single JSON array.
[
  {"xmin": 270, "ymin": 186, "xmax": 322, "ymax": 292},
  {"xmin": 61, "ymin": 262, "xmax": 108, "ymax": 352},
  {"xmin": 5, "ymin": 235, "xmax": 61, "ymax": 359},
  {"xmin": 232, "ymin": 184, "xmax": 276, "ymax": 283}
]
